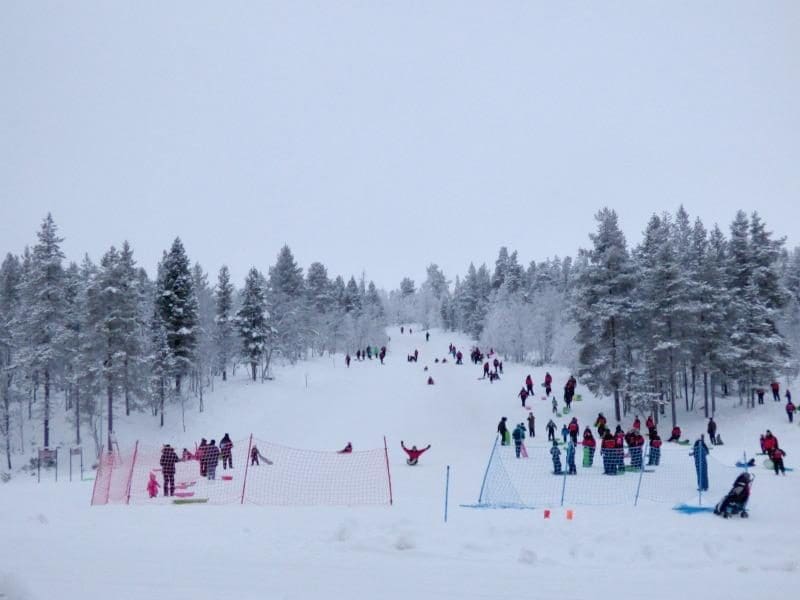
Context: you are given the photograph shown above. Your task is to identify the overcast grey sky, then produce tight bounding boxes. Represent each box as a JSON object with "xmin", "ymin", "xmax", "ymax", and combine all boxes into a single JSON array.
[{"xmin": 2, "ymin": 2, "xmax": 799, "ymax": 288}]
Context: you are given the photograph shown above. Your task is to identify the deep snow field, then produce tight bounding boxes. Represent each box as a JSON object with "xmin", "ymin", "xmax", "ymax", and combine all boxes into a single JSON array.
[{"xmin": 1, "ymin": 327, "xmax": 799, "ymax": 599}]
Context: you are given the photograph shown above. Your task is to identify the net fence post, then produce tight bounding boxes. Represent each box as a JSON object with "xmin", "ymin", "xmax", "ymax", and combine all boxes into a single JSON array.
[
  {"xmin": 478, "ymin": 435, "xmax": 500, "ymax": 504},
  {"xmin": 90, "ymin": 445, "xmax": 103, "ymax": 505},
  {"xmin": 125, "ymin": 441, "xmax": 138, "ymax": 505},
  {"xmin": 241, "ymin": 434, "xmax": 253, "ymax": 505},
  {"xmin": 560, "ymin": 469, "xmax": 567, "ymax": 507},
  {"xmin": 444, "ymin": 465, "xmax": 450, "ymax": 523},
  {"xmin": 634, "ymin": 459, "xmax": 645, "ymax": 506},
  {"xmin": 384, "ymin": 436, "xmax": 393, "ymax": 505}
]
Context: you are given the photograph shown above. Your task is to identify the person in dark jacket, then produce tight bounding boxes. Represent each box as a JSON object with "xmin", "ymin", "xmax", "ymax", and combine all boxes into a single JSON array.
[
  {"xmin": 707, "ymin": 418, "xmax": 718, "ymax": 445},
  {"xmin": 786, "ymin": 398, "xmax": 796, "ymax": 423},
  {"xmin": 220, "ymin": 433, "xmax": 234, "ymax": 470},
  {"xmin": 525, "ymin": 374, "xmax": 534, "ymax": 396},
  {"xmin": 483, "ymin": 362, "xmax": 490, "ymax": 378},
  {"xmin": 769, "ymin": 446, "xmax": 787, "ymax": 475},
  {"xmin": 401, "ymin": 441, "xmax": 431, "ymax": 465},
  {"xmin": 546, "ymin": 419, "xmax": 557, "ymax": 442},
  {"xmin": 204, "ymin": 440, "xmax": 220, "ymax": 480},
  {"xmin": 197, "ymin": 438, "xmax": 208, "ymax": 477},
  {"xmin": 512, "ymin": 424, "xmax": 525, "ymax": 458},
  {"xmin": 518, "ymin": 387, "xmax": 529, "ymax": 408},
  {"xmin": 345, "ymin": 354, "xmax": 351, "ymax": 367},
  {"xmin": 338, "ymin": 442, "xmax": 353, "ymax": 454},
  {"xmin": 527, "ymin": 412, "xmax": 535, "ymax": 437},
  {"xmin": 159, "ymin": 444, "xmax": 179, "ymax": 496},
  {"xmin": 628, "ymin": 430, "xmax": 645, "ymax": 470},
  {"xmin": 756, "ymin": 388, "xmax": 765, "ymax": 404},
  {"xmin": 498, "ymin": 417, "xmax": 510, "ymax": 445},
  {"xmin": 456, "ymin": 351, "xmax": 463, "ymax": 365},
  {"xmin": 566, "ymin": 440, "xmax": 577, "ymax": 474},
  {"xmin": 544, "ymin": 372, "xmax": 553, "ymax": 396}
]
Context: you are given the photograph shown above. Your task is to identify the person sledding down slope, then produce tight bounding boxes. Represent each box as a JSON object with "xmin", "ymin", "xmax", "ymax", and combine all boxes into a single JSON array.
[
  {"xmin": 714, "ymin": 472, "xmax": 754, "ymax": 518},
  {"xmin": 401, "ymin": 441, "xmax": 431, "ymax": 465}
]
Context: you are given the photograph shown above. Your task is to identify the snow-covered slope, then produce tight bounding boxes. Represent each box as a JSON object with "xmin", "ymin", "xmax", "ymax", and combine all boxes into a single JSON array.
[{"xmin": 1, "ymin": 327, "xmax": 798, "ymax": 599}]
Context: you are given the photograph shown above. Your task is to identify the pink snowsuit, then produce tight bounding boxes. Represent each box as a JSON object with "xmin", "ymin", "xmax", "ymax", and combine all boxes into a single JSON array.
[{"xmin": 147, "ymin": 473, "xmax": 160, "ymax": 498}]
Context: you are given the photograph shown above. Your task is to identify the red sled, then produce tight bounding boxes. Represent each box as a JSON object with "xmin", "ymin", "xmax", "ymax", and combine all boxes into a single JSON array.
[
  {"xmin": 173, "ymin": 491, "xmax": 195, "ymax": 498},
  {"xmin": 221, "ymin": 475, "xmax": 233, "ymax": 481}
]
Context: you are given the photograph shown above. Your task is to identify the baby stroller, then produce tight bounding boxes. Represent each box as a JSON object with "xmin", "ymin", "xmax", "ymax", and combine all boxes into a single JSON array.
[{"xmin": 714, "ymin": 472, "xmax": 754, "ymax": 518}]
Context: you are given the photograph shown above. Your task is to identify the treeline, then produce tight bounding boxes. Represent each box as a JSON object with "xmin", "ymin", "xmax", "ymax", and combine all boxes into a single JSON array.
[
  {"xmin": 0, "ymin": 215, "xmax": 387, "ymax": 466},
  {"xmin": 390, "ymin": 207, "xmax": 800, "ymax": 426}
]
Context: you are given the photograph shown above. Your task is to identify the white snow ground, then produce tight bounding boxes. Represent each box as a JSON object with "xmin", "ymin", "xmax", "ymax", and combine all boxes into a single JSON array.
[{"xmin": 1, "ymin": 328, "xmax": 799, "ymax": 599}]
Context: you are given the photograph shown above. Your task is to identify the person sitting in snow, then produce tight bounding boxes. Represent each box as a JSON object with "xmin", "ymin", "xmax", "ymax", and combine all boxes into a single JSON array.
[
  {"xmin": 338, "ymin": 442, "xmax": 353, "ymax": 454},
  {"xmin": 401, "ymin": 441, "xmax": 431, "ymax": 465},
  {"xmin": 182, "ymin": 448, "xmax": 195, "ymax": 461},
  {"xmin": 250, "ymin": 445, "xmax": 273, "ymax": 466},
  {"xmin": 147, "ymin": 472, "xmax": 160, "ymax": 498},
  {"xmin": 667, "ymin": 426, "xmax": 682, "ymax": 442},
  {"xmin": 427, "ymin": 376, "xmax": 435, "ymax": 385}
]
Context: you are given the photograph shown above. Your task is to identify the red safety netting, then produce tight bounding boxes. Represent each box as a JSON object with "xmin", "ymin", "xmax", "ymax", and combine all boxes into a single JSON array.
[{"xmin": 91, "ymin": 437, "xmax": 392, "ymax": 507}]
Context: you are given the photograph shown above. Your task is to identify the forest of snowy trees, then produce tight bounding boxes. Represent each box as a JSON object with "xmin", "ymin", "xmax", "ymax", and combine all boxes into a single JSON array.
[
  {"xmin": 1, "ymin": 207, "xmax": 799, "ymax": 468},
  {"xmin": 389, "ymin": 207, "xmax": 800, "ymax": 427},
  {"xmin": 0, "ymin": 215, "xmax": 388, "ymax": 467}
]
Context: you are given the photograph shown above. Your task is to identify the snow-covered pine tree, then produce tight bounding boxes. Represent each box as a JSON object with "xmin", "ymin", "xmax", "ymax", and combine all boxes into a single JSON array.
[
  {"xmin": 574, "ymin": 208, "xmax": 636, "ymax": 423},
  {"xmin": 214, "ymin": 265, "xmax": 236, "ymax": 381},
  {"xmin": 268, "ymin": 246, "xmax": 306, "ymax": 362},
  {"xmin": 192, "ymin": 263, "xmax": 216, "ymax": 411},
  {"xmin": 0, "ymin": 253, "xmax": 22, "ymax": 468},
  {"xmin": 15, "ymin": 214, "xmax": 68, "ymax": 448},
  {"xmin": 155, "ymin": 238, "xmax": 197, "ymax": 394},
  {"xmin": 237, "ymin": 267, "xmax": 269, "ymax": 381},
  {"xmin": 305, "ymin": 262, "xmax": 334, "ymax": 355}
]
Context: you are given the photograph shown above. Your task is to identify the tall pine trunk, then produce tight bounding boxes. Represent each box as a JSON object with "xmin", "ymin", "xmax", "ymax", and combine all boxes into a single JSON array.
[
  {"xmin": 43, "ymin": 368, "xmax": 50, "ymax": 448},
  {"xmin": 3, "ymin": 374, "xmax": 11, "ymax": 470},
  {"xmin": 107, "ymin": 384, "xmax": 114, "ymax": 450}
]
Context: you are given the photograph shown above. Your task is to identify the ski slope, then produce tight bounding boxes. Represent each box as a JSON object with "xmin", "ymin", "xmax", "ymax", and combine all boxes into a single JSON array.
[{"xmin": 1, "ymin": 327, "xmax": 799, "ymax": 599}]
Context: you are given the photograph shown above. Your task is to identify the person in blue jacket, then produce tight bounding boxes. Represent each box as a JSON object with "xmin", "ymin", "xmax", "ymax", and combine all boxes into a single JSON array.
[
  {"xmin": 566, "ymin": 440, "xmax": 577, "ymax": 474},
  {"xmin": 691, "ymin": 435, "xmax": 710, "ymax": 491}
]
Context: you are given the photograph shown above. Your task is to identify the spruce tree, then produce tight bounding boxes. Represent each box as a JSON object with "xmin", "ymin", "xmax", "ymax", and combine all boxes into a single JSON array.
[
  {"xmin": 237, "ymin": 268, "xmax": 269, "ymax": 381},
  {"xmin": 214, "ymin": 265, "xmax": 235, "ymax": 381}
]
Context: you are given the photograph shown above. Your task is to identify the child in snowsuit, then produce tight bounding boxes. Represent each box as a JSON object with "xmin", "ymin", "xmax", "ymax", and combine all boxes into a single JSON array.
[
  {"xmin": 147, "ymin": 472, "xmax": 160, "ymax": 498},
  {"xmin": 769, "ymin": 446, "xmax": 787, "ymax": 475},
  {"xmin": 250, "ymin": 445, "xmax": 273, "ymax": 466},
  {"xmin": 551, "ymin": 441, "xmax": 562, "ymax": 474},
  {"xmin": 401, "ymin": 441, "xmax": 431, "ymax": 465},
  {"xmin": 601, "ymin": 432, "xmax": 617, "ymax": 475},
  {"xmin": 518, "ymin": 388, "xmax": 529, "ymax": 408},
  {"xmin": 561, "ymin": 424, "xmax": 569, "ymax": 444},
  {"xmin": 546, "ymin": 419, "xmax": 556, "ymax": 442},
  {"xmin": 552, "ymin": 397, "xmax": 558, "ymax": 414},
  {"xmin": 628, "ymin": 430, "xmax": 645, "ymax": 470},
  {"xmin": 568, "ymin": 418, "xmax": 579, "ymax": 444},
  {"xmin": 566, "ymin": 440, "xmax": 577, "ymax": 474},
  {"xmin": 512, "ymin": 424, "xmax": 525, "ymax": 459},
  {"xmin": 668, "ymin": 426, "xmax": 681, "ymax": 442},
  {"xmin": 648, "ymin": 433, "xmax": 662, "ymax": 466},
  {"xmin": 582, "ymin": 428, "xmax": 596, "ymax": 467}
]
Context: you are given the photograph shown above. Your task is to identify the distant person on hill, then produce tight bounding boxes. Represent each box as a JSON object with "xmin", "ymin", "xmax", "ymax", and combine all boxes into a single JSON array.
[
  {"xmin": 551, "ymin": 441, "xmax": 563, "ymax": 474},
  {"xmin": 668, "ymin": 426, "xmax": 682, "ymax": 442},
  {"xmin": 568, "ymin": 418, "xmax": 579, "ymax": 444},
  {"xmin": 204, "ymin": 440, "xmax": 220, "ymax": 480},
  {"xmin": 483, "ymin": 362, "xmax": 490, "ymax": 378},
  {"xmin": 525, "ymin": 374, "xmax": 534, "ymax": 396},
  {"xmin": 771, "ymin": 381, "xmax": 780, "ymax": 402},
  {"xmin": 456, "ymin": 351, "xmax": 463, "ymax": 365},
  {"xmin": 561, "ymin": 424, "xmax": 569, "ymax": 444},
  {"xmin": 356, "ymin": 350, "xmax": 361, "ymax": 361},
  {"xmin": 427, "ymin": 376, "xmax": 435, "ymax": 385},
  {"xmin": 379, "ymin": 348, "xmax": 386, "ymax": 364},
  {"xmin": 250, "ymin": 445, "xmax": 273, "ymax": 466},
  {"xmin": 159, "ymin": 444, "xmax": 179, "ymax": 496},
  {"xmin": 401, "ymin": 441, "xmax": 431, "ymax": 465},
  {"xmin": 345, "ymin": 354, "xmax": 351, "ymax": 368},
  {"xmin": 756, "ymin": 388, "xmax": 765, "ymax": 405},
  {"xmin": 566, "ymin": 440, "xmax": 577, "ymax": 474},
  {"xmin": 595, "ymin": 413, "xmax": 607, "ymax": 436},
  {"xmin": 518, "ymin": 387, "xmax": 529, "ymax": 408},
  {"xmin": 498, "ymin": 417, "xmax": 510, "ymax": 445},
  {"xmin": 414, "ymin": 349, "xmax": 418, "ymax": 361},
  {"xmin": 338, "ymin": 442, "xmax": 353, "ymax": 454},
  {"xmin": 546, "ymin": 419, "xmax": 557, "ymax": 442},
  {"xmin": 425, "ymin": 331, "xmax": 430, "ymax": 342},
  {"xmin": 527, "ymin": 412, "xmax": 535, "ymax": 437},
  {"xmin": 707, "ymin": 418, "xmax": 718, "ymax": 446},
  {"xmin": 366, "ymin": 347, "xmax": 372, "ymax": 360},
  {"xmin": 552, "ymin": 397, "xmax": 558, "ymax": 414},
  {"xmin": 409, "ymin": 328, "xmax": 413, "ymax": 334},
  {"xmin": 544, "ymin": 372, "xmax": 553, "ymax": 396},
  {"xmin": 220, "ymin": 434, "xmax": 234, "ymax": 470},
  {"xmin": 786, "ymin": 398, "xmax": 796, "ymax": 423},
  {"xmin": 400, "ymin": 326, "xmax": 404, "ymax": 334}
]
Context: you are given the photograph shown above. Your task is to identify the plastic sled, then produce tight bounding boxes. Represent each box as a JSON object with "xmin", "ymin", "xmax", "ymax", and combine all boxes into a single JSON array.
[
  {"xmin": 221, "ymin": 475, "xmax": 233, "ymax": 481},
  {"xmin": 563, "ymin": 406, "xmax": 571, "ymax": 414},
  {"xmin": 173, "ymin": 498, "xmax": 209, "ymax": 505},
  {"xmin": 173, "ymin": 491, "xmax": 195, "ymax": 498},
  {"xmin": 575, "ymin": 394, "xmax": 582, "ymax": 401},
  {"xmin": 673, "ymin": 503, "xmax": 715, "ymax": 514}
]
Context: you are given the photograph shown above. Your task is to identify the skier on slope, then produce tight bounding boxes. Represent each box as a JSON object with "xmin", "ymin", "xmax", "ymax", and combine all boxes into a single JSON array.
[{"xmin": 401, "ymin": 441, "xmax": 431, "ymax": 465}]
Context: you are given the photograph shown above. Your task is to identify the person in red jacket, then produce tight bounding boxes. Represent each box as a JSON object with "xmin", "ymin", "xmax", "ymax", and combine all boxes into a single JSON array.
[
  {"xmin": 518, "ymin": 387, "xmax": 529, "ymax": 408},
  {"xmin": 648, "ymin": 433, "xmax": 663, "ymax": 466},
  {"xmin": 762, "ymin": 431, "xmax": 778, "ymax": 454},
  {"xmin": 525, "ymin": 374, "xmax": 534, "ymax": 396},
  {"xmin": 769, "ymin": 446, "xmax": 787, "ymax": 475},
  {"xmin": 567, "ymin": 418, "xmax": 579, "ymax": 444},
  {"xmin": 771, "ymin": 381, "xmax": 780, "ymax": 402},
  {"xmin": 632, "ymin": 416, "xmax": 641, "ymax": 431},
  {"xmin": 147, "ymin": 472, "xmax": 160, "ymax": 498},
  {"xmin": 338, "ymin": 442, "xmax": 353, "ymax": 454},
  {"xmin": 786, "ymin": 399, "xmax": 796, "ymax": 423},
  {"xmin": 401, "ymin": 441, "xmax": 431, "ymax": 465},
  {"xmin": 544, "ymin": 372, "xmax": 553, "ymax": 396},
  {"xmin": 582, "ymin": 427, "xmax": 596, "ymax": 467},
  {"xmin": 601, "ymin": 432, "xmax": 617, "ymax": 475},
  {"xmin": 645, "ymin": 415, "xmax": 655, "ymax": 432},
  {"xmin": 668, "ymin": 426, "xmax": 681, "ymax": 442}
]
